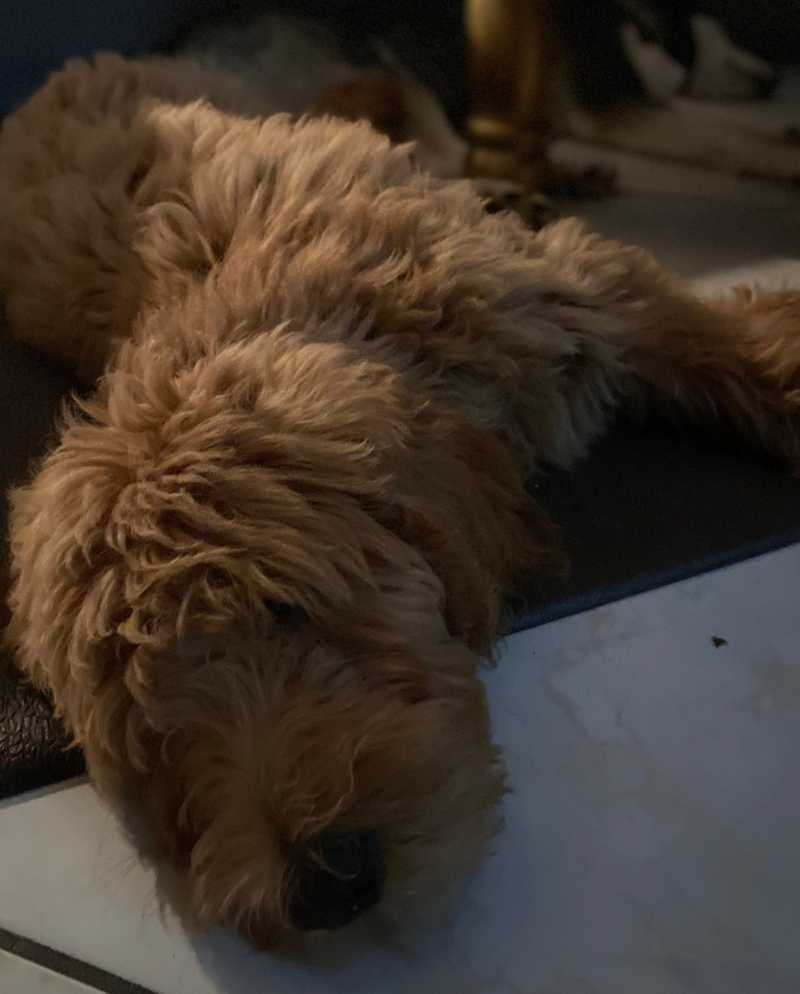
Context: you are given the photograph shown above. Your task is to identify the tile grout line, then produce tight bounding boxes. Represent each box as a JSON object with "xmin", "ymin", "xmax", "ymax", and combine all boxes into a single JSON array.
[{"xmin": 0, "ymin": 926, "xmax": 157, "ymax": 994}]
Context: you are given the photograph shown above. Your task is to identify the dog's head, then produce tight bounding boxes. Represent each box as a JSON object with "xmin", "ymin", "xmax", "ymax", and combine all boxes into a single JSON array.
[{"xmin": 6, "ymin": 309, "xmax": 521, "ymax": 945}]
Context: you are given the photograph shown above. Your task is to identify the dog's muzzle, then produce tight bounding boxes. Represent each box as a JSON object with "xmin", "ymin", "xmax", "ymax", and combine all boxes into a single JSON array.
[{"xmin": 289, "ymin": 829, "xmax": 385, "ymax": 931}]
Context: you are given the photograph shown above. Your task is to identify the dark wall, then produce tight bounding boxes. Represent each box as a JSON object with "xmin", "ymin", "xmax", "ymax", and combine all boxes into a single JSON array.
[
  {"xmin": 699, "ymin": 0, "xmax": 800, "ymax": 60},
  {"xmin": 1, "ymin": 1, "xmax": 796, "ymax": 122},
  {"xmin": 0, "ymin": 1, "xmax": 467, "ymax": 119}
]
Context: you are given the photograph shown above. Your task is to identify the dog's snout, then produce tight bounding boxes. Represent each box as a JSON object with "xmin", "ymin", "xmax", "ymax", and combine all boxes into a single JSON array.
[{"xmin": 289, "ymin": 829, "xmax": 385, "ymax": 931}]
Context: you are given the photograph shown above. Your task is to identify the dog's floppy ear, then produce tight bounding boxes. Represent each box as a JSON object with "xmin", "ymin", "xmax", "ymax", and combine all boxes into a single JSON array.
[
  {"xmin": 5, "ymin": 324, "xmax": 440, "ymax": 730},
  {"xmin": 376, "ymin": 405, "xmax": 565, "ymax": 653}
]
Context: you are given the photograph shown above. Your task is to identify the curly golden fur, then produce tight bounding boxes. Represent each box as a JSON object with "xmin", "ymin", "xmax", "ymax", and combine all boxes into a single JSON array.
[{"xmin": 1, "ymin": 53, "xmax": 799, "ymax": 945}]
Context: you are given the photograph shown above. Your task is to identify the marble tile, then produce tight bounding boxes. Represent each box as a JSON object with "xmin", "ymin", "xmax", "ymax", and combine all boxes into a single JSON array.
[
  {"xmin": 0, "ymin": 951, "xmax": 97, "ymax": 994},
  {"xmin": 1, "ymin": 545, "xmax": 799, "ymax": 994},
  {"xmin": 554, "ymin": 136, "xmax": 800, "ymax": 211}
]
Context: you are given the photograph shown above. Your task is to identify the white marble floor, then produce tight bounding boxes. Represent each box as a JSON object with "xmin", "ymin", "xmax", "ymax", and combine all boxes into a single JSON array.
[
  {"xmin": 0, "ymin": 952, "xmax": 96, "ymax": 994},
  {"xmin": 1, "ymin": 544, "xmax": 799, "ymax": 994}
]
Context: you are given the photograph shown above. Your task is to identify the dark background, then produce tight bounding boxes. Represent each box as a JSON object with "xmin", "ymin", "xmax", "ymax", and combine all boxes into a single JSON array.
[{"xmin": 2, "ymin": 1, "xmax": 800, "ymax": 118}]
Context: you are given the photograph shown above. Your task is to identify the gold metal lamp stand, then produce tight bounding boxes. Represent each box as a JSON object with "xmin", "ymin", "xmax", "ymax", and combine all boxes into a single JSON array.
[{"xmin": 465, "ymin": 0, "xmax": 553, "ymax": 189}]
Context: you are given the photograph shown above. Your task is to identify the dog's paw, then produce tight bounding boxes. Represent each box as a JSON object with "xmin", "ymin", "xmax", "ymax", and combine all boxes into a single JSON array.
[
  {"xmin": 620, "ymin": 20, "xmax": 687, "ymax": 104},
  {"xmin": 686, "ymin": 15, "xmax": 778, "ymax": 102},
  {"xmin": 475, "ymin": 178, "xmax": 560, "ymax": 230}
]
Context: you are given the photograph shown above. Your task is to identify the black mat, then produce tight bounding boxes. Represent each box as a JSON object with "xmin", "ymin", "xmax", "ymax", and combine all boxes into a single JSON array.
[
  {"xmin": 2, "ymin": 319, "xmax": 799, "ymax": 801},
  {"xmin": 0, "ymin": 329, "xmax": 84, "ymax": 799},
  {"xmin": 514, "ymin": 421, "xmax": 800, "ymax": 631}
]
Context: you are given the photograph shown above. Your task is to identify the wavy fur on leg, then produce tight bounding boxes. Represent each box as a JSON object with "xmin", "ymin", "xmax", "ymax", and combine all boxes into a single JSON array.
[{"xmin": 1, "ymin": 53, "xmax": 798, "ymax": 945}]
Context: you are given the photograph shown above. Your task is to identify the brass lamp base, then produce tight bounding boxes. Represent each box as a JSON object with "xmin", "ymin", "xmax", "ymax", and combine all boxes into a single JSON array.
[{"xmin": 465, "ymin": 0, "xmax": 553, "ymax": 190}]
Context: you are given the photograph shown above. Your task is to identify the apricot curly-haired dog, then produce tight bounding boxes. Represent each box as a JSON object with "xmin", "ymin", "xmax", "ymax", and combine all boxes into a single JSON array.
[{"xmin": 1, "ymin": 53, "xmax": 799, "ymax": 945}]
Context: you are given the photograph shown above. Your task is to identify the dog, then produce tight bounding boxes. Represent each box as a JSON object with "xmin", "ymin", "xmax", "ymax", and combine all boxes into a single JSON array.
[
  {"xmin": 558, "ymin": 0, "xmax": 779, "ymax": 108},
  {"xmin": 177, "ymin": 10, "xmax": 470, "ymax": 181},
  {"xmin": 178, "ymin": 6, "xmax": 800, "ymax": 190},
  {"xmin": 176, "ymin": 9, "xmax": 607, "ymax": 206},
  {"xmin": 1, "ymin": 51, "xmax": 799, "ymax": 947},
  {"xmin": 553, "ymin": 0, "xmax": 800, "ymax": 185}
]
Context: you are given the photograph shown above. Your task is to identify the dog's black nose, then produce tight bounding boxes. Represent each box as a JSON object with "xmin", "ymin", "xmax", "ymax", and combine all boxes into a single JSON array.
[{"xmin": 289, "ymin": 829, "xmax": 385, "ymax": 931}]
